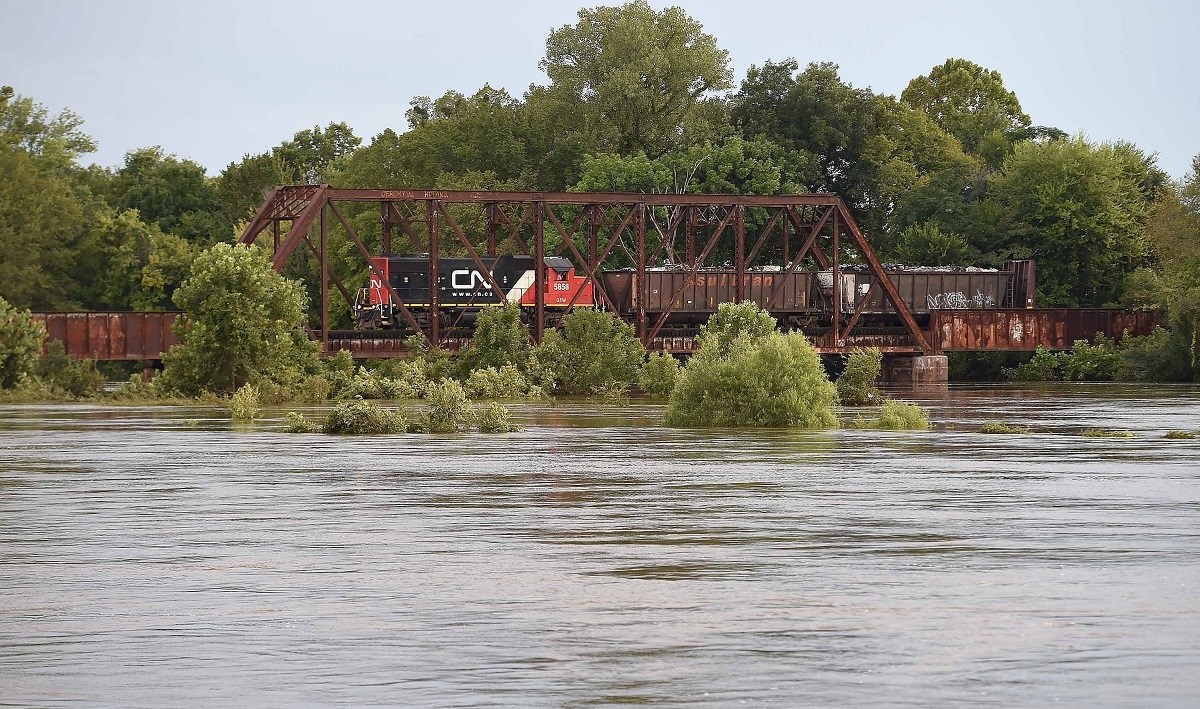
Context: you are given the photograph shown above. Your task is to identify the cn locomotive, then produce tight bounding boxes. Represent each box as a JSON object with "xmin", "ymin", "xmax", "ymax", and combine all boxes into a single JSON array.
[{"xmin": 353, "ymin": 253, "xmax": 1034, "ymax": 333}]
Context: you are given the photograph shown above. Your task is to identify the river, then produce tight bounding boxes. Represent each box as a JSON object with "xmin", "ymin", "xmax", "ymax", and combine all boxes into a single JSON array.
[{"xmin": 1, "ymin": 384, "xmax": 1198, "ymax": 707}]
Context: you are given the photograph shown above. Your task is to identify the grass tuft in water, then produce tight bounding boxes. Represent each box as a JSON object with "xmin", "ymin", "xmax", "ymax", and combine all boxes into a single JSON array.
[
  {"xmin": 1164, "ymin": 430, "xmax": 1199, "ymax": 439},
  {"xmin": 1081, "ymin": 428, "xmax": 1135, "ymax": 438},
  {"xmin": 283, "ymin": 411, "xmax": 318, "ymax": 433},
  {"xmin": 979, "ymin": 422, "xmax": 1031, "ymax": 434}
]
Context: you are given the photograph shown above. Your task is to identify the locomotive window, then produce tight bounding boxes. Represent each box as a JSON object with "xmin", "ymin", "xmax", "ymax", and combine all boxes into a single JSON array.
[{"xmin": 556, "ymin": 270, "xmax": 568, "ymax": 281}]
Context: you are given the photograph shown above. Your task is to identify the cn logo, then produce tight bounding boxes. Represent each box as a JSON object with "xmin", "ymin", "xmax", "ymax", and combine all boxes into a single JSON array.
[{"xmin": 451, "ymin": 269, "xmax": 489, "ymax": 290}]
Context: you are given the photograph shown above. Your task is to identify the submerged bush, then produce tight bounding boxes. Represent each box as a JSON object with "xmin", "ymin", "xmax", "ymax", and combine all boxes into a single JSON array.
[
  {"xmin": 474, "ymin": 401, "xmax": 522, "ymax": 433},
  {"xmin": 464, "ymin": 364, "xmax": 536, "ymax": 399},
  {"xmin": 229, "ymin": 383, "xmax": 261, "ymax": 420},
  {"xmin": 665, "ymin": 328, "xmax": 838, "ymax": 429},
  {"xmin": 35, "ymin": 340, "xmax": 103, "ymax": 397},
  {"xmin": 1005, "ymin": 346, "xmax": 1065, "ymax": 381},
  {"xmin": 423, "ymin": 379, "xmax": 473, "ymax": 433},
  {"xmin": 837, "ymin": 347, "xmax": 883, "ymax": 406},
  {"xmin": 1117, "ymin": 327, "xmax": 1195, "ymax": 382},
  {"xmin": 979, "ymin": 422, "xmax": 1031, "ymax": 434},
  {"xmin": 323, "ymin": 400, "xmax": 407, "ymax": 435},
  {"xmin": 282, "ymin": 411, "xmax": 318, "ymax": 433},
  {"xmin": 1062, "ymin": 336, "xmax": 1122, "ymax": 381},
  {"xmin": 532, "ymin": 309, "xmax": 644, "ymax": 394},
  {"xmin": 456, "ymin": 303, "xmax": 532, "ymax": 375},
  {"xmin": 294, "ymin": 374, "xmax": 333, "ymax": 402},
  {"xmin": 638, "ymin": 352, "xmax": 680, "ymax": 395},
  {"xmin": 1165, "ymin": 430, "xmax": 1199, "ymax": 439},
  {"xmin": 874, "ymin": 400, "xmax": 931, "ymax": 430}
]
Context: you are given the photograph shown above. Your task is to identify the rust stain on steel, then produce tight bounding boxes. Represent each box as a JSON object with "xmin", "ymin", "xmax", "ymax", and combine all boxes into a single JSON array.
[
  {"xmin": 32, "ymin": 312, "xmax": 179, "ymax": 360},
  {"xmin": 930, "ymin": 308, "xmax": 1159, "ymax": 351}
]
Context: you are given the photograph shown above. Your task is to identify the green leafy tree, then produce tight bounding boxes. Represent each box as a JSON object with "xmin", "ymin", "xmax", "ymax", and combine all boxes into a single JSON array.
[
  {"xmin": 901, "ymin": 58, "xmax": 1031, "ymax": 154},
  {"xmin": 158, "ymin": 243, "xmax": 318, "ymax": 394},
  {"xmin": 79, "ymin": 208, "xmax": 196, "ymax": 310},
  {"xmin": 529, "ymin": 1, "xmax": 733, "ymax": 186},
  {"xmin": 275, "ymin": 122, "xmax": 361, "ymax": 184},
  {"xmin": 890, "ymin": 222, "xmax": 969, "ymax": 265},
  {"xmin": 0, "ymin": 296, "xmax": 46, "ymax": 388},
  {"xmin": 0, "ymin": 85, "xmax": 95, "ymax": 170},
  {"xmin": 532, "ymin": 308, "xmax": 644, "ymax": 394},
  {"xmin": 107, "ymin": 147, "xmax": 228, "ymax": 245},
  {"xmin": 217, "ymin": 151, "xmax": 288, "ymax": 228},
  {"xmin": 731, "ymin": 60, "xmax": 976, "ymax": 238},
  {"xmin": 990, "ymin": 137, "xmax": 1159, "ymax": 306}
]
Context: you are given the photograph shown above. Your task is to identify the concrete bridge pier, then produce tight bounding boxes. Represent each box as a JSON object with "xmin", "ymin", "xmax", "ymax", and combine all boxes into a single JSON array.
[{"xmin": 881, "ymin": 354, "xmax": 948, "ymax": 385}]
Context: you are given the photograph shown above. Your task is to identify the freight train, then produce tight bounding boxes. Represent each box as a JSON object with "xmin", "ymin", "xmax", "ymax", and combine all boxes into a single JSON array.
[{"xmin": 352, "ymin": 254, "xmax": 1034, "ymax": 333}]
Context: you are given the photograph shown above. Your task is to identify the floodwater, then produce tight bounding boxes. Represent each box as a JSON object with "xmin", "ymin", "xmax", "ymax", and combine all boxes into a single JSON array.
[{"xmin": 1, "ymin": 384, "xmax": 1199, "ymax": 707}]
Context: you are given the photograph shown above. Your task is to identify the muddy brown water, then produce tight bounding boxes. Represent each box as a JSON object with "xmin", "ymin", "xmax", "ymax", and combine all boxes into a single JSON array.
[{"xmin": 1, "ymin": 384, "xmax": 1198, "ymax": 707}]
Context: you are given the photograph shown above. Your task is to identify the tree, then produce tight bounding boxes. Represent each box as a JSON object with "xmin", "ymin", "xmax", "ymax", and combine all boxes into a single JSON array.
[
  {"xmin": 901, "ymin": 58, "xmax": 1031, "ymax": 154},
  {"xmin": 0, "ymin": 296, "xmax": 46, "ymax": 388},
  {"xmin": 217, "ymin": 151, "xmax": 287, "ymax": 228},
  {"xmin": 532, "ymin": 308, "xmax": 644, "ymax": 393},
  {"xmin": 731, "ymin": 61, "xmax": 976, "ymax": 239},
  {"xmin": 107, "ymin": 147, "xmax": 228, "ymax": 245},
  {"xmin": 275, "ymin": 122, "xmax": 361, "ymax": 184},
  {"xmin": 532, "ymin": 0, "xmax": 733, "ymax": 182},
  {"xmin": 87, "ymin": 209, "xmax": 196, "ymax": 310},
  {"xmin": 157, "ymin": 243, "xmax": 318, "ymax": 394},
  {"xmin": 0, "ymin": 85, "xmax": 95, "ymax": 171},
  {"xmin": 989, "ymin": 137, "xmax": 1159, "ymax": 306},
  {"xmin": 889, "ymin": 222, "xmax": 969, "ymax": 265}
]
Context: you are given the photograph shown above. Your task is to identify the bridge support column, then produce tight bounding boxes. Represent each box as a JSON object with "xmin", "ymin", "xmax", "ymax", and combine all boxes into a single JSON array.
[{"xmin": 882, "ymin": 354, "xmax": 948, "ymax": 385}]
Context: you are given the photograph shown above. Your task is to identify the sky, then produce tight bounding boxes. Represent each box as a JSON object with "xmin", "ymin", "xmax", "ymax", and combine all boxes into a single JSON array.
[{"xmin": 2, "ymin": 0, "xmax": 1198, "ymax": 179}]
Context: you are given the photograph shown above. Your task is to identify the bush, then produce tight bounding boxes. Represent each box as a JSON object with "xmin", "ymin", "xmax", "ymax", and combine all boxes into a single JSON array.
[
  {"xmin": 695, "ymin": 301, "xmax": 777, "ymax": 357},
  {"xmin": 35, "ymin": 340, "xmax": 102, "ymax": 397},
  {"xmin": 323, "ymin": 400, "xmax": 407, "ymax": 435},
  {"xmin": 294, "ymin": 374, "xmax": 332, "ymax": 402},
  {"xmin": 665, "ymin": 329, "xmax": 838, "ymax": 428},
  {"xmin": 873, "ymin": 400, "xmax": 931, "ymax": 430},
  {"xmin": 464, "ymin": 365, "xmax": 536, "ymax": 399},
  {"xmin": 0, "ymin": 297, "xmax": 46, "ymax": 389},
  {"xmin": 979, "ymin": 422, "xmax": 1030, "ymax": 434},
  {"xmin": 638, "ymin": 352, "xmax": 680, "ymax": 395},
  {"xmin": 157, "ymin": 243, "xmax": 319, "ymax": 394},
  {"xmin": 1062, "ymin": 336, "xmax": 1121, "ymax": 381},
  {"xmin": 475, "ymin": 401, "xmax": 522, "ymax": 433},
  {"xmin": 283, "ymin": 411, "xmax": 318, "ymax": 433},
  {"xmin": 1117, "ymin": 327, "xmax": 1194, "ymax": 381},
  {"xmin": 323, "ymin": 349, "xmax": 356, "ymax": 393},
  {"xmin": 532, "ymin": 309, "xmax": 644, "ymax": 394},
  {"xmin": 837, "ymin": 347, "xmax": 883, "ymax": 406},
  {"xmin": 370, "ymin": 358, "xmax": 431, "ymax": 398},
  {"xmin": 423, "ymin": 379, "xmax": 473, "ymax": 433},
  {"xmin": 1165, "ymin": 430, "xmax": 1198, "ymax": 439},
  {"xmin": 229, "ymin": 383, "xmax": 261, "ymax": 420},
  {"xmin": 1005, "ymin": 346, "xmax": 1065, "ymax": 381},
  {"xmin": 404, "ymin": 334, "xmax": 453, "ymax": 382},
  {"xmin": 455, "ymin": 303, "xmax": 532, "ymax": 375}
]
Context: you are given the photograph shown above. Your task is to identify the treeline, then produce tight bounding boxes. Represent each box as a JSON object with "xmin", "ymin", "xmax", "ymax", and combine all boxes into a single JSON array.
[{"xmin": 2, "ymin": 2, "xmax": 1198, "ymax": 376}]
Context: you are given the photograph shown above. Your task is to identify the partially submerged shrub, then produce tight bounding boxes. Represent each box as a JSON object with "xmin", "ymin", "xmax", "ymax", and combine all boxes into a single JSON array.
[
  {"xmin": 695, "ymin": 301, "xmax": 777, "ymax": 357},
  {"xmin": 1005, "ymin": 346, "xmax": 1065, "ymax": 381},
  {"xmin": 475, "ymin": 401, "xmax": 522, "ymax": 433},
  {"xmin": 837, "ymin": 347, "xmax": 883, "ymax": 406},
  {"xmin": 638, "ymin": 352, "xmax": 680, "ymax": 395},
  {"xmin": 665, "ymin": 327, "xmax": 838, "ymax": 429},
  {"xmin": 979, "ymin": 422, "xmax": 1031, "ymax": 434},
  {"xmin": 423, "ymin": 379, "xmax": 472, "ymax": 433},
  {"xmin": 532, "ymin": 309, "xmax": 644, "ymax": 394},
  {"xmin": 295, "ymin": 374, "xmax": 332, "ymax": 403},
  {"xmin": 323, "ymin": 400, "xmax": 407, "ymax": 434},
  {"xmin": 455, "ymin": 303, "xmax": 532, "ymax": 375},
  {"xmin": 464, "ymin": 364, "xmax": 536, "ymax": 399},
  {"xmin": 1062, "ymin": 336, "xmax": 1122, "ymax": 381},
  {"xmin": 282, "ymin": 411, "xmax": 318, "ymax": 433},
  {"xmin": 229, "ymin": 383, "xmax": 261, "ymax": 420},
  {"xmin": 35, "ymin": 340, "xmax": 103, "ymax": 397},
  {"xmin": 1165, "ymin": 430, "xmax": 1199, "ymax": 439},
  {"xmin": 874, "ymin": 400, "xmax": 931, "ymax": 430}
]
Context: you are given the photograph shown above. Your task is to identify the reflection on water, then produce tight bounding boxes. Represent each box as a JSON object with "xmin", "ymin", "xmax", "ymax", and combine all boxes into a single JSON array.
[{"xmin": 1, "ymin": 384, "xmax": 1199, "ymax": 706}]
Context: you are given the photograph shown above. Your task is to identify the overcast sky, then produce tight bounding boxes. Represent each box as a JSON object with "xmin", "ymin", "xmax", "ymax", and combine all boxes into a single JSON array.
[{"xmin": 2, "ymin": 0, "xmax": 1197, "ymax": 179}]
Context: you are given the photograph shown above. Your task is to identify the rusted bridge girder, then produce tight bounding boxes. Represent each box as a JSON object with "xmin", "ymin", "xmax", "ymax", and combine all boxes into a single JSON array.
[{"xmin": 238, "ymin": 186, "xmax": 932, "ymax": 354}]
